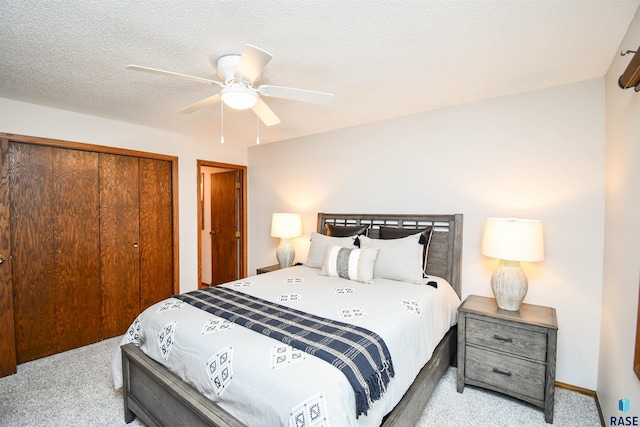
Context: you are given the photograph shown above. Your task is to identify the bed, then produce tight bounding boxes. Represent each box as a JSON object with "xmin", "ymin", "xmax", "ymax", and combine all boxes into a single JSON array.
[{"xmin": 113, "ymin": 213, "xmax": 463, "ymax": 427}]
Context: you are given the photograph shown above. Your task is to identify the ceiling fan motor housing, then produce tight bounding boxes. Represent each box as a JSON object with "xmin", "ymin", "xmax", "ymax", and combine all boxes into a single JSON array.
[{"xmin": 217, "ymin": 54, "xmax": 244, "ymax": 83}]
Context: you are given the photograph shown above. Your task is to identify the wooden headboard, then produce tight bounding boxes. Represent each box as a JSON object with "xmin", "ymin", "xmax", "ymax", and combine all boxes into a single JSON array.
[{"xmin": 317, "ymin": 213, "xmax": 463, "ymax": 297}]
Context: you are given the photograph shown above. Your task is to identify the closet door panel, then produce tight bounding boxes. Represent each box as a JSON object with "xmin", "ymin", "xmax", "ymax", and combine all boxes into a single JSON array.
[
  {"xmin": 10, "ymin": 143, "xmax": 57, "ymax": 363},
  {"xmin": 52, "ymin": 148, "xmax": 101, "ymax": 351},
  {"xmin": 0, "ymin": 138, "xmax": 15, "ymax": 376},
  {"xmin": 100, "ymin": 154, "xmax": 140, "ymax": 338},
  {"xmin": 139, "ymin": 158, "xmax": 173, "ymax": 310}
]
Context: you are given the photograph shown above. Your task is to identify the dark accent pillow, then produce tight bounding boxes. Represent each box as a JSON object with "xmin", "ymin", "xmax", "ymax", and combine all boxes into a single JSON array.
[
  {"xmin": 325, "ymin": 224, "xmax": 369, "ymax": 237},
  {"xmin": 379, "ymin": 226, "xmax": 432, "ymax": 243},
  {"xmin": 379, "ymin": 226, "xmax": 434, "ymax": 277}
]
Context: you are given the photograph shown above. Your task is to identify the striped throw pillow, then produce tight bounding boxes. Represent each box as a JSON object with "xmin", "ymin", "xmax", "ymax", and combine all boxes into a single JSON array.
[{"xmin": 321, "ymin": 245, "xmax": 379, "ymax": 284}]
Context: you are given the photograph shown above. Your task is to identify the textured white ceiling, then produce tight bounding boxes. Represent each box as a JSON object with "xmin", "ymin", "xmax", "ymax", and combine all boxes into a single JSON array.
[{"xmin": 1, "ymin": 1, "xmax": 638, "ymax": 147}]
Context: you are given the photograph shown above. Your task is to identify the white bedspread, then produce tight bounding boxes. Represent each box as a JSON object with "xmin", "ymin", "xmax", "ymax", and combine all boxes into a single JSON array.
[{"xmin": 112, "ymin": 266, "xmax": 460, "ymax": 427}]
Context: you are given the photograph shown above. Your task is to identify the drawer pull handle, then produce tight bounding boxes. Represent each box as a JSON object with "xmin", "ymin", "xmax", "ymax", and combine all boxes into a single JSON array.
[
  {"xmin": 493, "ymin": 334, "xmax": 513, "ymax": 343},
  {"xmin": 493, "ymin": 367, "xmax": 512, "ymax": 377}
]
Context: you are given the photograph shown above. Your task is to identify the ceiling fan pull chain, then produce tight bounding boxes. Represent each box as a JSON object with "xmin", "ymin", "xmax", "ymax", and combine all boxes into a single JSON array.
[
  {"xmin": 256, "ymin": 117, "xmax": 260, "ymax": 145},
  {"xmin": 220, "ymin": 103, "xmax": 225, "ymax": 144}
]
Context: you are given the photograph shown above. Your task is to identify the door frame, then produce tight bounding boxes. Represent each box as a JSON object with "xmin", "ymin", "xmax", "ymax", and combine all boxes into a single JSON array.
[{"xmin": 197, "ymin": 160, "xmax": 247, "ymax": 288}]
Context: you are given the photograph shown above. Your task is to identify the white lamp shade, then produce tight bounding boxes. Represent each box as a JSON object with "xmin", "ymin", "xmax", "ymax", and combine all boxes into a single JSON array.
[
  {"xmin": 481, "ymin": 218, "xmax": 544, "ymax": 262},
  {"xmin": 271, "ymin": 213, "xmax": 302, "ymax": 238}
]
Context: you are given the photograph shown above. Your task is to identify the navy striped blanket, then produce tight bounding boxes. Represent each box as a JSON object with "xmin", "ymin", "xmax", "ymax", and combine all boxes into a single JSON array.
[{"xmin": 174, "ymin": 286, "xmax": 394, "ymax": 417}]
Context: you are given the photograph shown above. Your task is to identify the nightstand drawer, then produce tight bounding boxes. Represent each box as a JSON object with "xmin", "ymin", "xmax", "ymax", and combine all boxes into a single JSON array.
[
  {"xmin": 466, "ymin": 317, "xmax": 547, "ymax": 362},
  {"xmin": 466, "ymin": 345, "xmax": 546, "ymax": 401}
]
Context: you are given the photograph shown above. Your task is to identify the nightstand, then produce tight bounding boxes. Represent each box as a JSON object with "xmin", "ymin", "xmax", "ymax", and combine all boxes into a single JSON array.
[
  {"xmin": 256, "ymin": 264, "xmax": 281, "ymax": 275},
  {"xmin": 457, "ymin": 295, "xmax": 558, "ymax": 423}
]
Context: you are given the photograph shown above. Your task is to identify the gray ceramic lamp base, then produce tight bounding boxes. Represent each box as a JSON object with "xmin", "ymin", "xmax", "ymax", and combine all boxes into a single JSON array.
[{"xmin": 491, "ymin": 260, "xmax": 528, "ymax": 311}]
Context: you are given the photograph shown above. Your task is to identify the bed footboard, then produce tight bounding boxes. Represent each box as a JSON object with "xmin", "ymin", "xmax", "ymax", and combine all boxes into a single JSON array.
[{"xmin": 121, "ymin": 343, "xmax": 245, "ymax": 427}]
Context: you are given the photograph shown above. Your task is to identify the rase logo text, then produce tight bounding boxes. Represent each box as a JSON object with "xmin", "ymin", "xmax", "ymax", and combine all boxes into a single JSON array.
[{"xmin": 612, "ymin": 398, "xmax": 639, "ymax": 426}]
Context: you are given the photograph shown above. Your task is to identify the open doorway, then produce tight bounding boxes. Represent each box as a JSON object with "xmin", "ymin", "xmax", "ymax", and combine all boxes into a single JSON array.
[{"xmin": 197, "ymin": 160, "xmax": 247, "ymax": 288}]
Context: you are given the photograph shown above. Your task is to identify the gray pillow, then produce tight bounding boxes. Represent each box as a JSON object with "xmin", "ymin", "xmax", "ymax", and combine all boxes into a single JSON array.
[
  {"xmin": 379, "ymin": 226, "xmax": 434, "ymax": 275},
  {"xmin": 358, "ymin": 233, "xmax": 424, "ymax": 284},
  {"xmin": 306, "ymin": 232, "xmax": 357, "ymax": 268}
]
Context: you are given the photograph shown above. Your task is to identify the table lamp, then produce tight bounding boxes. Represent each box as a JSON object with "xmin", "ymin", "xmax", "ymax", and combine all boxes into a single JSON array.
[
  {"xmin": 271, "ymin": 213, "xmax": 302, "ymax": 268},
  {"xmin": 481, "ymin": 217, "xmax": 544, "ymax": 311}
]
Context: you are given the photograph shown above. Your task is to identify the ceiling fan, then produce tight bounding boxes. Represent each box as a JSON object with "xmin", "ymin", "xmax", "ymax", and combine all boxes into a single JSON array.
[{"xmin": 127, "ymin": 44, "xmax": 335, "ymax": 126}]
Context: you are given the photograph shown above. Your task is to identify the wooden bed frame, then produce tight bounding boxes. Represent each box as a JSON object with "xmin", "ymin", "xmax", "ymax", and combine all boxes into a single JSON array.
[{"xmin": 121, "ymin": 213, "xmax": 463, "ymax": 427}]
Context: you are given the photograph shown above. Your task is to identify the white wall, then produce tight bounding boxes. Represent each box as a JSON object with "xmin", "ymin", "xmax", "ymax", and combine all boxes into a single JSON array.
[
  {"xmin": 247, "ymin": 79, "xmax": 606, "ymax": 389},
  {"xmin": 598, "ymin": 5, "xmax": 640, "ymax": 423},
  {"xmin": 0, "ymin": 97, "xmax": 247, "ymax": 293}
]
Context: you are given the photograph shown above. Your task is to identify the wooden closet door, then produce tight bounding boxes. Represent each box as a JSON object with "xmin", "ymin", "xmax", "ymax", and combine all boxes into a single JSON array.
[
  {"xmin": 139, "ymin": 158, "xmax": 173, "ymax": 310},
  {"xmin": 10, "ymin": 143, "xmax": 54, "ymax": 363},
  {"xmin": 52, "ymin": 147, "xmax": 101, "ymax": 351},
  {"xmin": 0, "ymin": 138, "xmax": 16, "ymax": 376},
  {"xmin": 11, "ymin": 143, "xmax": 101, "ymax": 363},
  {"xmin": 100, "ymin": 154, "xmax": 140, "ymax": 338}
]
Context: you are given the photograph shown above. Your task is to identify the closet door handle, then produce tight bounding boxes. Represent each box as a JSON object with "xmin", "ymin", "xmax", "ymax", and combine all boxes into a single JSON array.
[
  {"xmin": 133, "ymin": 243, "xmax": 139, "ymax": 248},
  {"xmin": 0, "ymin": 254, "xmax": 4, "ymax": 264}
]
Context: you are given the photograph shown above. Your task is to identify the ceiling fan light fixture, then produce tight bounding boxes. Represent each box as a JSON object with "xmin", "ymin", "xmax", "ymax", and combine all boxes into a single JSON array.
[{"xmin": 221, "ymin": 86, "xmax": 258, "ymax": 110}]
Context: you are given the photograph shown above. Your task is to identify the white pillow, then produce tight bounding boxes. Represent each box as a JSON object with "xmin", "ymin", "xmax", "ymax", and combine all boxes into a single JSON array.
[
  {"xmin": 306, "ymin": 232, "xmax": 357, "ymax": 268},
  {"xmin": 321, "ymin": 245, "xmax": 379, "ymax": 284},
  {"xmin": 358, "ymin": 233, "xmax": 424, "ymax": 284}
]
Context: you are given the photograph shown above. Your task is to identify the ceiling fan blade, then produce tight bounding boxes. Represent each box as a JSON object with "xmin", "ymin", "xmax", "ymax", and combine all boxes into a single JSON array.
[
  {"xmin": 258, "ymin": 85, "xmax": 335, "ymax": 106},
  {"xmin": 176, "ymin": 94, "xmax": 221, "ymax": 114},
  {"xmin": 251, "ymin": 98, "xmax": 281, "ymax": 126},
  {"xmin": 127, "ymin": 65, "xmax": 223, "ymax": 86},
  {"xmin": 234, "ymin": 45, "xmax": 273, "ymax": 84}
]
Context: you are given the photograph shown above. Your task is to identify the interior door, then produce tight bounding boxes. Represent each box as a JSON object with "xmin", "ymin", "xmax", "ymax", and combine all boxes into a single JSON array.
[{"xmin": 210, "ymin": 170, "xmax": 240, "ymax": 285}]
